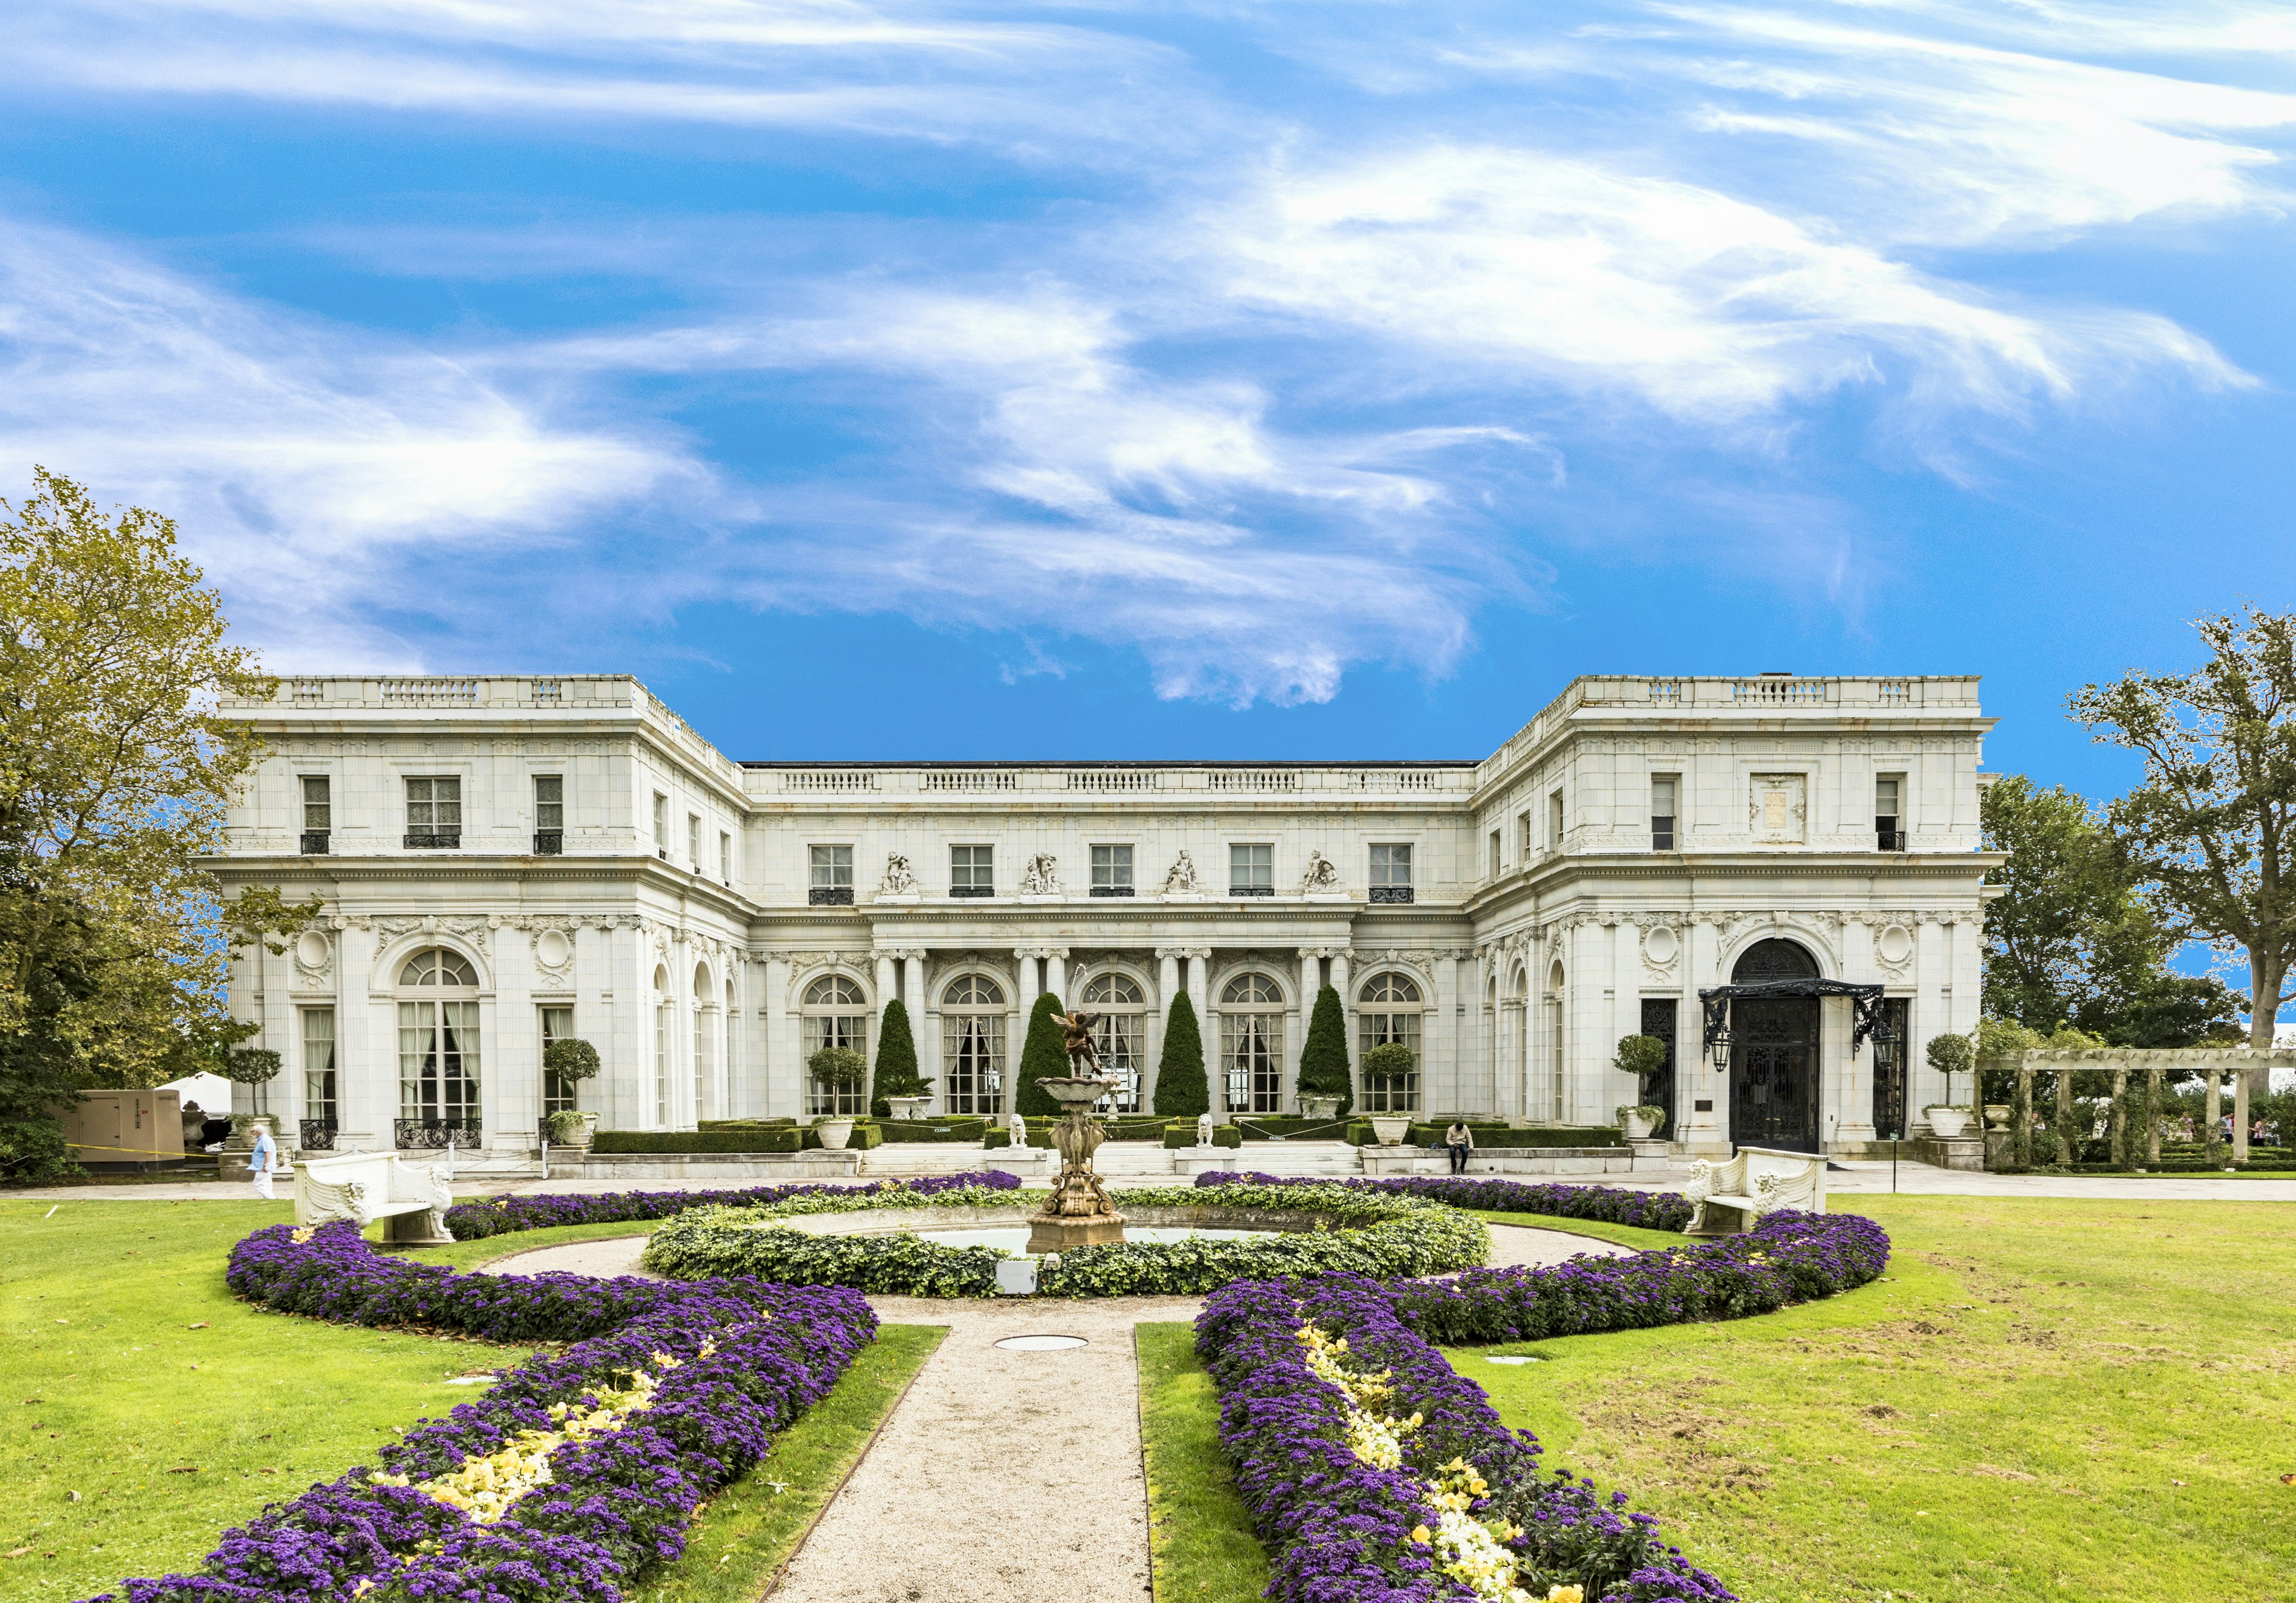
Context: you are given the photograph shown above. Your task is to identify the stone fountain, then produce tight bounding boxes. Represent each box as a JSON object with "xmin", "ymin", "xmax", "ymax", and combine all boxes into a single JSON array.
[{"xmin": 1025, "ymin": 1009, "xmax": 1129, "ymax": 1253}]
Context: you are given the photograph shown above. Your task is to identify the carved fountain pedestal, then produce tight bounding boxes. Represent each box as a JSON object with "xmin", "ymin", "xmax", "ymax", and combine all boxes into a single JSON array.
[{"xmin": 1027, "ymin": 1076, "xmax": 1128, "ymax": 1253}]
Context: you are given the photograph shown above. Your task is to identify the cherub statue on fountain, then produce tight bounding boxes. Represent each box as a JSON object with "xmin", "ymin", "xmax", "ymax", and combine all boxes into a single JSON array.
[{"xmin": 1027, "ymin": 1006, "xmax": 1126, "ymax": 1251}]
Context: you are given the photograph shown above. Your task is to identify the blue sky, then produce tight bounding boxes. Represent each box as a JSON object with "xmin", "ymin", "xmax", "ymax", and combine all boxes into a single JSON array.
[{"xmin": 2, "ymin": 1, "xmax": 2292, "ymax": 797}]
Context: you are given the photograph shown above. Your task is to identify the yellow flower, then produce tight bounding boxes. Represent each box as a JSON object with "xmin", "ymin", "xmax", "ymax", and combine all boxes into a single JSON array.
[
  {"xmin": 1546, "ymin": 1588, "xmax": 1584, "ymax": 1603},
  {"xmin": 1410, "ymin": 1526, "xmax": 1432, "ymax": 1544}
]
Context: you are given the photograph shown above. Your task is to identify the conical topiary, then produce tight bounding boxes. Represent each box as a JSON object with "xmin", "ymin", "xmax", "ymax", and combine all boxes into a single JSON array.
[
  {"xmin": 1154, "ymin": 989, "xmax": 1210, "ymax": 1119},
  {"xmin": 870, "ymin": 998, "xmax": 925, "ymax": 1117},
  {"xmin": 1297, "ymin": 983, "xmax": 1353, "ymax": 1117},
  {"xmin": 1013, "ymin": 992, "xmax": 1070, "ymax": 1118}
]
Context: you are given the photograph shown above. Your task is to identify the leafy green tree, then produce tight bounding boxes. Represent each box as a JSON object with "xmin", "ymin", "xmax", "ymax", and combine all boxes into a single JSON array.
[
  {"xmin": 2070, "ymin": 606, "xmax": 2296, "ymax": 1066},
  {"xmin": 0, "ymin": 469, "xmax": 309, "ymax": 1124},
  {"xmin": 1153, "ymin": 990, "xmax": 1209, "ymax": 1118},
  {"xmin": 1296, "ymin": 984, "xmax": 1353, "ymax": 1115},
  {"xmin": 1981, "ymin": 774, "xmax": 2243, "ymax": 1047},
  {"xmin": 869, "ymin": 997, "xmax": 926, "ymax": 1116},
  {"xmin": 1013, "ymin": 992, "xmax": 1068, "ymax": 1117}
]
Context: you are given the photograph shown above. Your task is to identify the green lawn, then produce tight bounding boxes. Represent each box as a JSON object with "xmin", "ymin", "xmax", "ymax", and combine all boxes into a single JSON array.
[
  {"xmin": 1461, "ymin": 1196, "xmax": 2296, "ymax": 1603},
  {"xmin": 1138, "ymin": 1322, "xmax": 1268, "ymax": 1603},
  {"xmin": 0, "ymin": 1200, "xmax": 932, "ymax": 1603}
]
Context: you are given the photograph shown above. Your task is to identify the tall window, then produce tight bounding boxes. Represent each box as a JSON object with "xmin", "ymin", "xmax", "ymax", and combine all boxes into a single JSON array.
[
  {"xmin": 541, "ymin": 1005, "xmax": 577, "ymax": 1115},
  {"xmin": 1358, "ymin": 973, "xmax": 1423, "ymax": 1113},
  {"xmin": 1876, "ymin": 776, "xmax": 1905, "ymax": 851},
  {"xmin": 1518, "ymin": 810, "xmax": 1532, "ymax": 861},
  {"xmin": 653, "ymin": 967, "xmax": 673, "ymax": 1126},
  {"xmin": 396, "ymin": 948, "xmax": 480, "ymax": 1141},
  {"xmin": 1091, "ymin": 844, "xmax": 1134, "ymax": 897},
  {"xmin": 692, "ymin": 963, "xmax": 715, "ymax": 1120},
  {"xmin": 951, "ymin": 844, "xmax": 994, "ymax": 896},
  {"xmin": 302, "ymin": 1008, "xmax": 337, "ymax": 1125},
  {"xmin": 1369, "ymin": 844, "xmax": 1413, "ymax": 903},
  {"xmin": 1228, "ymin": 844, "xmax": 1273, "ymax": 896},
  {"xmin": 810, "ymin": 845, "xmax": 854, "ymax": 906},
  {"xmin": 300, "ymin": 775, "xmax": 331, "ymax": 853},
  {"xmin": 1082, "ymin": 974, "xmax": 1146, "ymax": 1112},
  {"xmin": 1488, "ymin": 829, "xmax": 1503, "ymax": 878},
  {"xmin": 942, "ymin": 975, "xmax": 1007, "ymax": 1113},
  {"xmin": 1651, "ymin": 775, "xmax": 1678, "ymax": 851},
  {"xmin": 804, "ymin": 975, "xmax": 870, "ymax": 1116},
  {"xmin": 534, "ymin": 775, "xmax": 563, "ymax": 853},
  {"xmin": 1549, "ymin": 792, "xmax": 1565, "ymax": 851},
  {"xmin": 1219, "ymin": 973, "xmax": 1285, "ymax": 1113},
  {"xmin": 719, "ymin": 831, "xmax": 732, "ymax": 880},
  {"xmin": 1546, "ymin": 963, "xmax": 1566, "ymax": 1119},
  {"xmin": 404, "ymin": 777, "xmax": 461, "ymax": 848},
  {"xmin": 687, "ymin": 814, "xmax": 702, "ymax": 866},
  {"xmin": 652, "ymin": 793, "xmax": 668, "ymax": 848}
]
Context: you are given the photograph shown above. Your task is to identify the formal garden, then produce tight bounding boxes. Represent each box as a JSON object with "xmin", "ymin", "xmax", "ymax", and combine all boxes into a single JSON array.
[{"xmin": 8, "ymin": 1170, "xmax": 2292, "ymax": 1603}]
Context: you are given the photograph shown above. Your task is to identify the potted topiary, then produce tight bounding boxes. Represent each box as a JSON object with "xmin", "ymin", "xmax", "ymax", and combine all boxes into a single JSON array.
[
  {"xmin": 543, "ymin": 1038, "xmax": 603, "ymax": 1146},
  {"xmin": 808, "ymin": 1046, "xmax": 868, "ymax": 1148},
  {"xmin": 1925, "ymin": 1033, "xmax": 1975, "ymax": 1136},
  {"xmin": 1360, "ymin": 1043, "xmax": 1416, "ymax": 1144},
  {"xmin": 224, "ymin": 1045, "xmax": 282, "ymax": 1123},
  {"xmin": 1616, "ymin": 1104, "xmax": 1666, "ymax": 1140}
]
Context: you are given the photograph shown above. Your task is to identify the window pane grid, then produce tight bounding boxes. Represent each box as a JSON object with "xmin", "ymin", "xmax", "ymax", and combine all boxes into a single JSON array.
[
  {"xmin": 810, "ymin": 845, "xmax": 854, "ymax": 887},
  {"xmin": 398, "ymin": 999, "xmax": 480, "ymax": 1122},
  {"xmin": 1369, "ymin": 843, "xmax": 1412, "ymax": 886},
  {"xmin": 951, "ymin": 845, "xmax": 994, "ymax": 890},
  {"xmin": 301, "ymin": 775, "xmax": 331, "ymax": 832},
  {"xmin": 303, "ymin": 1008, "xmax": 336, "ymax": 1120},
  {"xmin": 1358, "ymin": 1009, "xmax": 1421, "ymax": 1113},
  {"xmin": 1228, "ymin": 843, "xmax": 1272, "ymax": 892},
  {"xmin": 541, "ymin": 1006, "xmax": 577, "ymax": 1114},
  {"xmin": 405, "ymin": 776, "xmax": 462, "ymax": 832},
  {"xmin": 1090, "ymin": 844, "xmax": 1133, "ymax": 888},
  {"xmin": 534, "ymin": 775, "xmax": 563, "ymax": 832}
]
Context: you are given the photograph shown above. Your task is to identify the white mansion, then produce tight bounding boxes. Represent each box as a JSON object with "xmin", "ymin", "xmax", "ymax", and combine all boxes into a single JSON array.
[{"xmin": 210, "ymin": 673, "xmax": 1998, "ymax": 1159}]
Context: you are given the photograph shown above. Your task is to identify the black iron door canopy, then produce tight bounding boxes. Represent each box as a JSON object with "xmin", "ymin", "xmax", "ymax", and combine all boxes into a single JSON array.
[{"xmin": 1700, "ymin": 979, "xmax": 1895, "ymax": 1055}]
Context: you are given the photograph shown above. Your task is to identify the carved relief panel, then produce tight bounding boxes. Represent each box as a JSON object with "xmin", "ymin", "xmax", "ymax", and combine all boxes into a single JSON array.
[{"xmin": 1748, "ymin": 774, "xmax": 1808, "ymax": 845}]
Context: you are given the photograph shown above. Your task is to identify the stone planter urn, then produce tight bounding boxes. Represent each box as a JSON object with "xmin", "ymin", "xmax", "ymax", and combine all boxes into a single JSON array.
[
  {"xmin": 885, "ymin": 1095, "xmax": 930, "ymax": 1122},
  {"xmin": 1369, "ymin": 1115, "xmax": 1413, "ymax": 1146},
  {"xmin": 545, "ymin": 1112, "xmax": 598, "ymax": 1149},
  {"xmin": 1621, "ymin": 1108, "xmax": 1660, "ymax": 1141},
  {"xmin": 815, "ymin": 1117, "xmax": 856, "ymax": 1150},
  {"xmin": 1297, "ymin": 1094, "xmax": 1341, "ymax": 1122},
  {"xmin": 1925, "ymin": 1106, "xmax": 1972, "ymax": 1139},
  {"xmin": 1983, "ymin": 1103, "xmax": 2011, "ymax": 1131}
]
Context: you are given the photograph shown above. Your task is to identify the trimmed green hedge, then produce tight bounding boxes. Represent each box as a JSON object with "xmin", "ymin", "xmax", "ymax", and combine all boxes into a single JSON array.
[
  {"xmin": 1407, "ymin": 1123, "xmax": 1625, "ymax": 1149},
  {"xmin": 642, "ymin": 1181, "xmax": 1489, "ymax": 1299},
  {"xmin": 591, "ymin": 1121, "xmax": 886, "ymax": 1154},
  {"xmin": 1160, "ymin": 1122, "xmax": 1244, "ymax": 1149},
  {"xmin": 879, "ymin": 1118, "xmax": 992, "ymax": 1143},
  {"xmin": 987, "ymin": 1116, "xmax": 1168, "ymax": 1149}
]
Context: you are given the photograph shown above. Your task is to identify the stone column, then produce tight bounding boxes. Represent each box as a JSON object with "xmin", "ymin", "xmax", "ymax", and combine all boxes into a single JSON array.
[
  {"xmin": 335, "ymin": 917, "xmax": 385, "ymax": 1152},
  {"xmin": 903, "ymin": 952, "xmax": 926, "ymax": 1013},
  {"xmin": 1158, "ymin": 949, "xmax": 1183, "ymax": 1004},
  {"xmin": 761, "ymin": 953, "xmax": 794, "ymax": 1119},
  {"xmin": 1297, "ymin": 948, "xmax": 1320, "ymax": 1023},
  {"xmin": 1430, "ymin": 954, "xmax": 1457, "ymax": 1116},
  {"xmin": 1048, "ymin": 948, "xmax": 1070, "ymax": 1009},
  {"xmin": 874, "ymin": 950, "xmax": 898, "ymax": 1023}
]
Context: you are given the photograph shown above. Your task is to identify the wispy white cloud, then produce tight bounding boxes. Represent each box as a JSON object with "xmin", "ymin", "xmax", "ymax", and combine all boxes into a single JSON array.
[{"xmin": 0, "ymin": 224, "xmax": 704, "ymax": 668}]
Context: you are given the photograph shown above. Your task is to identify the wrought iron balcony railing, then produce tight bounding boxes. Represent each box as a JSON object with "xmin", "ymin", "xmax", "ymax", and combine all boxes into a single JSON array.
[
  {"xmin": 298, "ymin": 1118, "xmax": 338, "ymax": 1151},
  {"xmin": 808, "ymin": 886, "xmax": 856, "ymax": 906},
  {"xmin": 1089, "ymin": 884, "xmax": 1135, "ymax": 897},
  {"xmin": 395, "ymin": 1117, "xmax": 481, "ymax": 1149},
  {"xmin": 299, "ymin": 832, "xmax": 330, "ymax": 854},
  {"xmin": 1877, "ymin": 830, "xmax": 1908, "ymax": 852},
  {"xmin": 1229, "ymin": 885, "xmax": 1275, "ymax": 897},
  {"xmin": 533, "ymin": 830, "xmax": 563, "ymax": 854},
  {"xmin": 1369, "ymin": 885, "xmax": 1414, "ymax": 903},
  {"xmin": 404, "ymin": 832, "xmax": 461, "ymax": 850},
  {"xmin": 949, "ymin": 885, "xmax": 994, "ymax": 897}
]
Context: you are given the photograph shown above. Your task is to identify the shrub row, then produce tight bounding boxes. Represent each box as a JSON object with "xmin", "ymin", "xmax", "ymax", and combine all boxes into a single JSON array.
[
  {"xmin": 441, "ymin": 1170, "xmax": 1021, "ymax": 1240},
  {"xmin": 90, "ymin": 1221, "xmax": 878, "ymax": 1603},
  {"xmin": 639, "ymin": 1183, "xmax": 1489, "ymax": 1299}
]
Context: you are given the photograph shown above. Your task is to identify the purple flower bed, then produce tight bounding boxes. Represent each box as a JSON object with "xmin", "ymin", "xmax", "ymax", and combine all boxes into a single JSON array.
[
  {"xmin": 1199, "ymin": 1275, "xmax": 1735, "ymax": 1603},
  {"xmin": 1193, "ymin": 1175, "xmax": 1891, "ymax": 1602},
  {"xmin": 84, "ymin": 1221, "xmax": 880, "ymax": 1603},
  {"xmin": 443, "ymin": 1170, "xmax": 1022, "ymax": 1239},
  {"xmin": 1196, "ymin": 1170, "xmax": 1694, "ymax": 1233}
]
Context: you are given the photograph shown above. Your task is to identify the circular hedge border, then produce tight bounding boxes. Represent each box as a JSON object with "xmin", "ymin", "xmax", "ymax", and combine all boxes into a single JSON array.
[{"xmin": 640, "ymin": 1183, "xmax": 1492, "ymax": 1298}]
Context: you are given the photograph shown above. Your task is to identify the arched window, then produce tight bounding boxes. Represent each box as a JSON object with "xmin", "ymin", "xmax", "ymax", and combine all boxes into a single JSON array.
[
  {"xmin": 804, "ymin": 973, "xmax": 871, "ymax": 1116},
  {"xmin": 942, "ymin": 974, "xmax": 1007, "ymax": 1116},
  {"xmin": 653, "ymin": 966, "xmax": 673, "ymax": 1127},
  {"xmin": 1546, "ymin": 961, "xmax": 1566, "ymax": 1120},
  {"xmin": 395, "ymin": 948, "xmax": 479, "ymax": 1146},
  {"xmin": 692, "ymin": 963, "xmax": 716, "ymax": 1123},
  {"xmin": 1733, "ymin": 938, "xmax": 1819, "ymax": 984},
  {"xmin": 1358, "ymin": 973, "xmax": 1424, "ymax": 1114},
  {"xmin": 1220, "ymin": 973, "xmax": 1285, "ymax": 1115},
  {"xmin": 1081, "ymin": 973, "xmax": 1146, "ymax": 1114}
]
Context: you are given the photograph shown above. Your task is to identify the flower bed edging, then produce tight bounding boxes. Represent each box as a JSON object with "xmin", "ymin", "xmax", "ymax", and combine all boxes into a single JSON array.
[
  {"xmin": 1197, "ymin": 1170, "xmax": 1695, "ymax": 1233},
  {"xmin": 84, "ymin": 1220, "xmax": 879, "ymax": 1603},
  {"xmin": 640, "ymin": 1183, "xmax": 1491, "ymax": 1299},
  {"xmin": 442, "ymin": 1170, "xmax": 1022, "ymax": 1239}
]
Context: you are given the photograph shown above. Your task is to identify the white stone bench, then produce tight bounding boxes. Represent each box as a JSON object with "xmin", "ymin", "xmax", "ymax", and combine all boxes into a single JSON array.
[
  {"xmin": 1683, "ymin": 1146, "xmax": 1827, "ymax": 1237},
  {"xmin": 294, "ymin": 1151, "xmax": 455, "ymax": 1247}
]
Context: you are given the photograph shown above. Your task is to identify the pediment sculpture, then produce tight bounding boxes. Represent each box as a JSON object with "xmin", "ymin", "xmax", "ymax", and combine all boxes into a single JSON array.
[
  {"xmin": 1161, "ymin": 850, "xmax": 1201, "ymax": 894},
  {"xmin": 880, "ymin": 851, "xmax": 919, "ymax": 894},
  {"xmin": 1020, "ymin": 851, "xmax": 1061, "ymax": 895}
]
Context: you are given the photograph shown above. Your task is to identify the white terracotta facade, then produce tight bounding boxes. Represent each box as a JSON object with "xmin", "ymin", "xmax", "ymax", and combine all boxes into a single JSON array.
[{"xmin": 207, "ymin": 673, "xmax": 1998, "ymax": 1157}]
